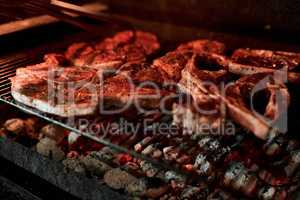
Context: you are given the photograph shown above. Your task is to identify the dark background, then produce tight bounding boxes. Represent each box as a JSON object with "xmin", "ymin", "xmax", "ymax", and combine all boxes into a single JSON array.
[{"xmin": 98, "ymin": 0, "xmax": 300, "ymax": 38}]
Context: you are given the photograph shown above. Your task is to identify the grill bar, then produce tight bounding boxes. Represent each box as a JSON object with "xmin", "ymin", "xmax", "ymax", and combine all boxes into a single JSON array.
[
  {"xmin": 0, "ymin": 55, "xmax": 191, "ymax": 177},
  {"xmin": 0, "ymin": 57, "xmax": 34, "ymax": 70},
  {"xmin": 0, "ymin": 93, "xmax": 188, "ymax": 175}
]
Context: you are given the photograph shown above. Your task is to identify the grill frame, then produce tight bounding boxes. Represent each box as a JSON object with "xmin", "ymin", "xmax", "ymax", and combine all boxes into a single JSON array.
[
  {"xmin": 0, "ymin": 27, "xmax": 190, "ymax": 177},
  {"xmin": 0, "ymin": 137, "xmax": 126, "ymax": 200},
  {"xmin": 0, "ymin": 17, "xmax": 300, "ymax": 199}
]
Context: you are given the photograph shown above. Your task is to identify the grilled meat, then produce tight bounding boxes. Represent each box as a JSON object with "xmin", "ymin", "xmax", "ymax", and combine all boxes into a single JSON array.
[
  {"xmin": 101, "ymin": 74, "xmax": 170, "ymax": 111},
  {"xmin": 100, "ymin": 62, "xmax": 174, "ymax": 112},
  {"xmin": 177, "ymin": 40, "xmax": 226, "ymax": 55},
  {"xmin": 232, "ymin": 48, "xmax": 300, "ymax": 71},
  {"xmin": 173, "ymin": 55, "xmax": 228, "ymax": 135},
  {"xmin": 227, "ymin": 61, "xmax": 300, "ymax": 84},
  {"xmin": 185, "ymin": 49, "xmax": 300, "ymax": 84},
  {"xmin": 65, "ymin": 42, "xmax": 125, "ymax": 72},
  {"xmin": 179, "ymin": 55, "xmax": 228, "ymax": 103},
  {"xmin": 95, "ymin": 30, "xmax": 160, "ymax": 55},
  {"xmin": 16, "ymin": 53, "xmax": 68, "ymax": 78},
  {"xmin": 175, "ymin": 53, "xmax": 290, "ymax": 140},
  {"xmin": 118, "ymin": 62, "xmax": 171, "ymax": 86},
  {"xmin": 11, "ymin": 66, "xmax": 99, "ymax": 117},
  {"xmin": 153, "ymin": 40, "xmax": 225, "ymax": 82},
  {"xmin": 225, "ymin": 73, "xmax": 290, "ymax": 140},
  {"xmin": 65, "ymin": 31, "xmax": 160, "ymax": 72},
  {"xmin": 153, "ymin": 51, "xmax": 194, "ymax": 82},
  {"xmin": 220, "ymin": 48, "xmax": 300, "ymax": 84}
]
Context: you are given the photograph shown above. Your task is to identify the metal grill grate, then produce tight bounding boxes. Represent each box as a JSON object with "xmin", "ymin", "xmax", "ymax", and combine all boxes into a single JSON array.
[
  {"xmin": 0, "ymin": 55, "xmax": 191, "ymax": 175},
  {"xmin": 0, "ymin": 56, "xmax": 36, "ymax": 97}
]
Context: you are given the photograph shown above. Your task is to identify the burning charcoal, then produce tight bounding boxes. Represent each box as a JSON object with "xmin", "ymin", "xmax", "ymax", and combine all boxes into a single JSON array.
[
  {"xmin": 63, "ymin": 157, "xmax": 86, "ymax": 174},
  {"xmin": 104, "ymin": 168, "xmax": 137, "ymax": 190},
  {"xmin": 92, "ymin": 147, "xmax": 117, "ymax": 162},
  {"xmin": 223, "ymin": 162, "xmax": 258, "ymax": 197},
  {"xmin": 0, "ymin": 128, "xmax": 7, "ymax": 138},
  {"xmin": 152, "ymin": 149, "xmax": 163, "ymax": 159},
  {"xmin": 126, "ymin": 177, "xmax": 168, "ymax": 199},
  {"xmin": 67, "ymin": 151, "xmax": 80, "ymax": 158},
  {"xmin": 164, "ymin": 171, "xmax": 187, "ymax": 189},
  {"xmin": 180, "ymin": 186, "xmax": 204, "ymax": 200},
  {"xmin": 134, "ymin": 136, "xmax": 153, "ymax": 152},
  {"xmin": 176, "ymin": 154, "xmax": 191, "ymax": 164},
  {"xmin": 163, "ymin": 146, "xmax": 180, "ymax": 161},
  {"xmin": 24, "ymin": 118, "xmax": 40, "ymax": 139},
  {"xmin": 142, "ymin": 144, "xmax": 156, "ymax": 155},
  {"xmin": 36, "ymin": 137, "xmax": 65, "ymax": 160},
  {"xmin": 198, "ymin": 136, "xmax": 221, "ymax": 153},
  {"xmin": 81, "ymin": 153, "xmax": 112, "ymax": 177},
  {"xmin": 258, "ymin": 169, "xmax": 289, "ymax": 186},
  {"xmin": 159, "ymin": 193, "xmax": 178, "ymax": 200},
  {"xmin": 287, "ymin": 183, "xmax": 300, "ymax": 200},
  {"xmin": 258, "ymin": 186, "xmax": 276, "ymax": 200},
  {"xmin": 4, "ymin": 118, "xmax": 24, "ymax": 134},
  {"xmin": 207, "ymin": 189, "xmax": 236, "ymax": 200},
  {"xmin": 126, "ymin": 178, "xmax": 147, "ymax": 197},
  {"xmin": 39, "ymin": 124, "xmax": 66, "ymax": 143},
  {"xmin": 114, "ymin": 153, "xmax": 133, "ymax": 166},
  {"xmin": 142, "ymin": 143, "xmax": 163, "ymax": 159},
  {"xmin": 258, "ymin": 186, "xmax": 288, "ymax": 200},
  {"xmin": 122, "ymin": 162, "xmax": 140, "ymax": 174},
  {"xmin": 286, "ymin": 140, "xmax": 300, "ymax": 152},
  {"xmin": 194, "ymin": 154, "xmax": 214, "ymax": 176},
  {"xmin": 284, "ymin": 149, "xmax": 300, "ymax": 177},
  {"xmin": 140, "ymin": 161, "xmax": 160, "ymax": 177},
  {"xmin": 68, "ymin": 131, "xmax": 80, "ymax": 145},
  {"xmin": 121, "ymin": 134, "xmax": 141, "ymax": 149},
  {"xmin": 143, "ymin": 177, "xmax": 169, "ymax": 199},
  {"xmin": 263, "ymin": 135, "xmax": 287, "ymax": 157}
]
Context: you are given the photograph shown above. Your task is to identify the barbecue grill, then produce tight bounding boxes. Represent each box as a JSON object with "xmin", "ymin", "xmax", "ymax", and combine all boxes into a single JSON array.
[{"xmin": 0, "ymin": 1, "xmax": 300, "ymax": 200}]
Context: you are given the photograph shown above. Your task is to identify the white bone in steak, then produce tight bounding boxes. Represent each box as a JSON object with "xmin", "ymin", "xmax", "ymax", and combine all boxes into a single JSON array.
[
  {"xmin": 173, "ymin": 55, "xmax": 228, "ymax": 135},
  {"xmin": 174, "ymin": 53, "xmax": 290, "ymax": 139},
  {"xmin": 224, "ymin": 73, "xmax": 290, "ymax": 140},
  {"xmin": 178, "ymin": 55, "xmax": 227, "ymax": 104}
]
